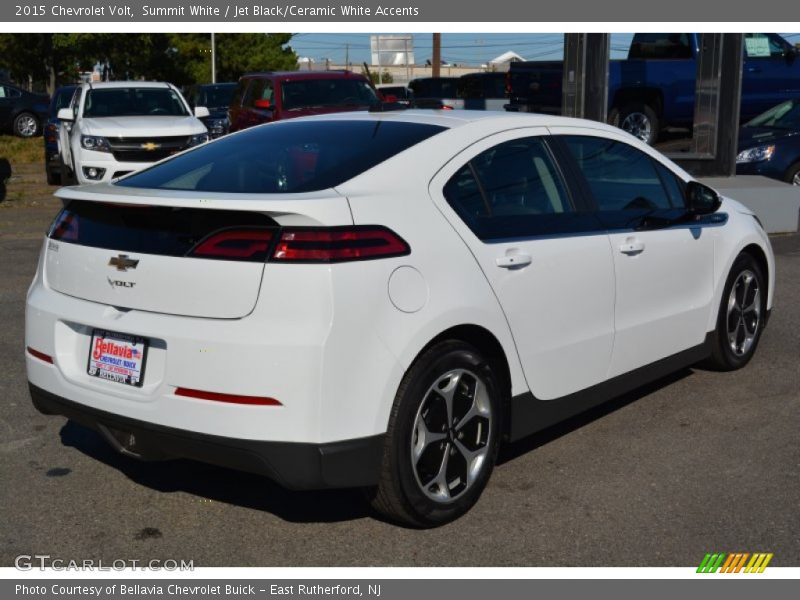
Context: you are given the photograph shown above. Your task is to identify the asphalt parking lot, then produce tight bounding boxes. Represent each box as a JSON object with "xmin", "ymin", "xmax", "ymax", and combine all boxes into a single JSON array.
[{"xmin": 1, "ymin": 201, "xmax": 798, "ymax": 567}]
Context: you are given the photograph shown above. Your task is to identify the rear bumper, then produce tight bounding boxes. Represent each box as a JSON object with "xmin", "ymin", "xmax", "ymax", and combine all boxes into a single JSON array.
[{"xmin": 30, "ymin": 383, "xmax": 384, "ymax": 490}]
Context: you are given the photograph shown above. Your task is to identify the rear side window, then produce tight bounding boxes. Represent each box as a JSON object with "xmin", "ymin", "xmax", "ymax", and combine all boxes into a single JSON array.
[
  {"xmin": 562, "ymin": 136, "xmax": 673, "ymax": 211},
  {"xmin": 117, "ymin": 120, "xmax": 446, "ymax": 194},
  {"xmin": 444, "ymin": 137, "xmax": 587, "ymax": 241},
  {"xmin": 629, "ymin": 33, "xmax": 693, "ymax": 60},
  {"xmin": 281, "ymin": 79, "xmax": 378, "ymax": 110},
  {"xmin": 744, "ymin": 33, "xmax": 788, "ymax": 59}
]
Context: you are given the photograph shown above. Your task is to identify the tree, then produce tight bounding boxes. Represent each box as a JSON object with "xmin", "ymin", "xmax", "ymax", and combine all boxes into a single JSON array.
[
  {"xmin": 361, "ymin": 67, "xmax": 394, "ymax": 85},
  {"xmin": 170, "ymin": 33, "xmax": 297, "ymax": 84},
  {"xmin": 0, "ymin": 33, "xmax": 60, "ymax": 93},
  {"xmin": 0, "ymin": 33, "xmax": 298, "ymax": 93}
]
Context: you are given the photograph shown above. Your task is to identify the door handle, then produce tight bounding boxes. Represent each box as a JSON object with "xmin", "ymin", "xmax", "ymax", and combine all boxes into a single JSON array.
[
  {"xmin": 619, "ymin": 238, "xmax": 645, "ymax": 255},
  {"xmin": 496, "ymin": 253, "xmax": 532, "ymax": 269}
]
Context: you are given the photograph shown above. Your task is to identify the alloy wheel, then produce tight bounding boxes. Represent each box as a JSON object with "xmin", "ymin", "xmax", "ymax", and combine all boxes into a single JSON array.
[
  {"xmin": 726, "ymin": 269, "xmax": 761, "ymax": 357},
  {"xmin": 621, "ymin": 112, "xmax": 652, "ymax": 143},
  {"xmin": 410, "ymin": 368, "xmax": 493, "ymax": 503},
  {"xmin": 16, "ymin": 115, "xmax": 37, "ymax": 137}
]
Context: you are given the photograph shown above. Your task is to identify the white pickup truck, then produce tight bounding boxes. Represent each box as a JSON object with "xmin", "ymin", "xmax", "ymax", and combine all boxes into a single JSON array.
[{"xmin": 58, "ymin": 81, "xmax": 210, "ymax": 185}]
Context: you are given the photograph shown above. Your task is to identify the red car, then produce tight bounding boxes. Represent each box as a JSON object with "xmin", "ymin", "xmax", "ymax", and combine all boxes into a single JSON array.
[{"xmin": 228, "ymin": 71, "xmax": 382, "ymax": 132}]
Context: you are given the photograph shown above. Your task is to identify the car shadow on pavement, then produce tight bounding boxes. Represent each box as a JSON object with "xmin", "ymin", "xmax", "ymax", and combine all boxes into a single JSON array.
[
  {"xmin": 58, "ymin": 421, "xmax": 371, "ymax": 523},
  {"xmin": 497, "ymin": 368, "xmax": 693, "ymax": 466}
]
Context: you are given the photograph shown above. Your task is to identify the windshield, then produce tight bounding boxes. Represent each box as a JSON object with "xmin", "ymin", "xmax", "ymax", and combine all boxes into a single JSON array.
[
  {"xmin": 280, "ymin": 79, "xmax": 379, "ymax": 110},
  {"xmin": 84, "ymin": 87, "xmax": 189, "ymax": 118},
  {"xmin": 200, "ymin": 84, "xmax": 236, "ymax": 108},
  {"xmin": 117, "ymin": 120, "xmax": 445, "ymax": 194},
  {"xmin": 745, "ymin": 100, "xmax": 800, "ymax": 130}
]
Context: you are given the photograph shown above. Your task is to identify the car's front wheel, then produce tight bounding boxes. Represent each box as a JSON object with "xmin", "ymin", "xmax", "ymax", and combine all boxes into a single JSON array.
[
  {"xmin": 706, "ymin": 253, "xmax": 767, "ymax": 371},
  {"xmin": 14, "ymin": 112, "xmax": 40, "ymax": 138},
  {"xmin": 369, "ymin": 340, "xmax": 501, "ymax": 527}
]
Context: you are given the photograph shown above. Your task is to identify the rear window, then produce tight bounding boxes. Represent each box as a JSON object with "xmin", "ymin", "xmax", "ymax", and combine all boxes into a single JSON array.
[
  {"xmin": 200, "ymin": 83, "xmax": 236, "ymax": 108},
  {"xmin": 280, "ymin": 79, "xmax": 379, "ymax": 110},
  {"xmin": 117, "ymin": 120, "xmax": 446, "ymax": 194},
  {"xmin": 409, "ymin": 79, "xmax": 459, "ymax": 99}
]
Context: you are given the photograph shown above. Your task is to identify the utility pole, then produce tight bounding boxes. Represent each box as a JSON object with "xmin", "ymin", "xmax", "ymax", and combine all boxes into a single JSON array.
[
  {"xmin": 404, "ymin": 37, "xmax": 410, "ymax": 83},
  {"xmin": 432, "ymin": 33, "xmax": 441, "ymax": 78},
  {"xmin": 376, "ymin": 36, "xmax": 382, "ymax": 84},
  {"xmin": 211, "ymin": 32, "xmax": 216, "ymax": 84},
  {"xmin": 345, "ymin": 43, "xmax": 349, "ymax": 70}
]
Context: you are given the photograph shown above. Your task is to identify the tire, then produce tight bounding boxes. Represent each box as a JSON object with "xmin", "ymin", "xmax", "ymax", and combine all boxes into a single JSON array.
[
  {"xmin": 368, "ymin": 340, "xmax": 501, "ymax": 528},
  {"xmin": 609, "ymin": 102, "xmax": 660, "ymax": 145},
  {"xmin": 705, "ymin": 253, "xmax": 767, "ymax": 371},
  {"xmin": 59, "ymin": 157, "xmax": 76, "ymax": 185},
  {"xmin": 13, "ymin": 112, "xmax": 40, "ymax": 138},
  {"xmin": 46, "ymin": 166, "xmax": 61, "ymax": 186},
  {"xmin": 785, "ymin": 162, "xmax": 800, "ymax": 186}
]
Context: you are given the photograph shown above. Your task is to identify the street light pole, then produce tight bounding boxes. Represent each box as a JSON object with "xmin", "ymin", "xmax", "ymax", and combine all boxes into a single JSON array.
[{"xmin": 211, "ymin": 32, "xmax": 216, "ymax": 84}]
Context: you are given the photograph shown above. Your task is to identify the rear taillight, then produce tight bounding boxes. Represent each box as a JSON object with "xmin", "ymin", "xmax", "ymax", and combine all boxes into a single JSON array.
[
  {"xmin": 189, "ymin": 228, "xmax": 274, "ymax": 261},
  {"xmin": 175, "ymin": 387, "xmax": 281, "ymax": 406},
  {"xmin": 45, "ymin": 123, "xmax": 58, "ymax": 143},
  {"xmin": 272, "ymin": 226, "xmax": 410, "ymax": 263}
]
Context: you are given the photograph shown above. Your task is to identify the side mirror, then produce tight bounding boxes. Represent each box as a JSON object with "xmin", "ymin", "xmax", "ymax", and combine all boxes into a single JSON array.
[
  {"xmin": 254, "ymin": 99, "xmax": 272, "ymax": 110},
  {"xmin": 57, "ymin": 107, "xmax": 74, "ymax": 121},
  {"xmin": 685, "ymin": 181, "xmax": 722, "ymax": 215},
  {"xmin": 194, "ymin": 106, "xmax": 210, "ymax": 118}
]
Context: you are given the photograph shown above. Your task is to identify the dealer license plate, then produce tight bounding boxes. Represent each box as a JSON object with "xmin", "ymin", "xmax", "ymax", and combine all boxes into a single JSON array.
[{"xmin": 87, "ymin": 329, "xmax": 148, "ymax": 387}]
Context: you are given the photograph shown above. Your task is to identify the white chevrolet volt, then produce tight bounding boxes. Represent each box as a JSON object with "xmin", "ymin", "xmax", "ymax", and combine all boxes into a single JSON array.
[{"xmin": 26, "ymin": 110, "xmax": 774, "ymax": 527}]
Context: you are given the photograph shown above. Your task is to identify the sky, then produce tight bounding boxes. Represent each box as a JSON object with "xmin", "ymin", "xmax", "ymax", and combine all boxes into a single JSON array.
[{"xmin": 289, "ymin": 32, "xmax": 800, "ymax": 66}]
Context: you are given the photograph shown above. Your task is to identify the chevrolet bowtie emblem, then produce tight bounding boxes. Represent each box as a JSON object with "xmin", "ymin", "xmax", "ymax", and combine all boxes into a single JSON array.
[
  {"xmin": 141, "ymin": 142, "xmax": 160, "ymax": 151},
  {"xmin": 108, "ymin": 254, "xmax": 139, "ymax": 272}
]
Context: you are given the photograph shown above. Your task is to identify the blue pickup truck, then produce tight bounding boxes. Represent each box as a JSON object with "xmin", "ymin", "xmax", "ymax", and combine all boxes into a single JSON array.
[{"xmin": 506, "ymin": 33, "xmax": 800, "ymax": 145}]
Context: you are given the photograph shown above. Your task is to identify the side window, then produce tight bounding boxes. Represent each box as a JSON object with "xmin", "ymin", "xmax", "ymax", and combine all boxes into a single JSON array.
[
  {"xmin": 0, "ymin": 87, "xmax": 6, "ymax": 99},
  {"xmin": 745, "ymin": 33, "xmax": 788, "ymax": 59},
  {"xmin": 563, "ymin": 136, "xmax": 672, "ymax": 212},
  {"xmin": 443, "ymin": 137, "xmax": 576, "ymax": 241},
  {"xmin": 242, "ymin": 79, "xmax": 265, "ymax": 108},
  {"xmin": 259, "ymin": 81, "xmax": 274, "ymax": 105}
]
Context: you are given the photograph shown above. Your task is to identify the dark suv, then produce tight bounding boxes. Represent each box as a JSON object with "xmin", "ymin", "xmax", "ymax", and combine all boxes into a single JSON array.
[
  {"xmin": 228, "ymin": 71, "xmax": 380, "ymax": 133},
  {"xmin": 43, "ymin": 85, "xmax": 77, "ymax": 185}
]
